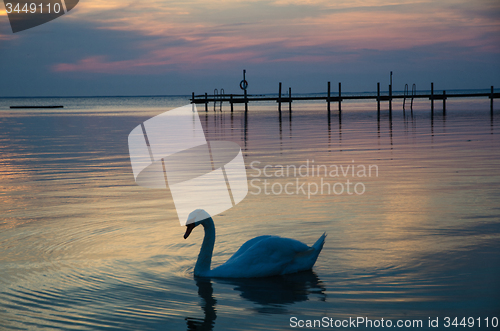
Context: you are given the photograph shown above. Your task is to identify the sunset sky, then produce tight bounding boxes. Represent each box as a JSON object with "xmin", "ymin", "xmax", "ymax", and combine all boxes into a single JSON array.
[{"xmin": 1, "ymin": 0, "xmax": 499, "ymax": 96}]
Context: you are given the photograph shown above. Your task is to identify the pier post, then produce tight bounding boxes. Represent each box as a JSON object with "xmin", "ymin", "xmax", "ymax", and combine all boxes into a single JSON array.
[
  {"xmin": 289, "ymin": 87, "xmax": 292, "ymax": 112},
  {"xmin": 338, "ymin": 82, "xmax": 342, "ymax": 113},
  {"xmin": 230, "ymin": 94, "xmax": 234, "ymax": 112},
  {"xmin": 377, "ymin": 82, "xmax": 380, "ymax": 113},
  {"xmin": 431, "ymin": 82, "xmax": 434, "ymax": 113},
  {"xmin": 244, "ymin": 89, "xmax": 248, "ymax": 112},
  {"xmin": 278, "ymin": 82, "xmax": 282, "ymax": 112},
  {"xmin": 443, "ymin": 90, "xmax": 446, "ymax": 115},
  {"xmin": 213, "ymin": 89, "xmax": 217, "ymax": 111},
  {"xmin": 389, "ymin": 84, "xmax": 392, "ymax": 113},
  {"xmin": 327, "ymin": 81, "xmax": 331, "ymax": 112},
  {"xmin": 491, "ymin": 86, "xmax": 494, "ymax": 114},
  {"xmin": 205, "ymin": 93, "xmax": 208, "ymax": 112},
  {"xmin": 220, "ymin": 88, "xmax": 224, "ymax": 111}
]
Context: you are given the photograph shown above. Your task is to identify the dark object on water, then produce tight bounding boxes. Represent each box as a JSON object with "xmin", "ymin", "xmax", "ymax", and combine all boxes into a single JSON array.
[{"xmin": 10, "ymin": 106, "xmax": 64, "ymax": 109}]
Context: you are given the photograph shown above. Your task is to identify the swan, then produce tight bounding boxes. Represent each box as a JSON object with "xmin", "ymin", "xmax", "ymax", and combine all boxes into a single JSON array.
[{"xmin": 183, "ymin": 209, "xmax": 326, "ymax": 278}]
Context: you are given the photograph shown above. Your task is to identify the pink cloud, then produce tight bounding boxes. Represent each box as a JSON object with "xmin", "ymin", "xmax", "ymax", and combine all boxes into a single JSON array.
[{"xmin": 53, "ymin": 56, "xmax": 171, "ymax": 74}]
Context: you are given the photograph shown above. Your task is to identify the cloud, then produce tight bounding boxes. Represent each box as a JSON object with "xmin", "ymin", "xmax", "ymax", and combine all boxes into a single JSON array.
[{"xmin": 0, "ymin": 0, "xmax": 486, "ymax": 78}]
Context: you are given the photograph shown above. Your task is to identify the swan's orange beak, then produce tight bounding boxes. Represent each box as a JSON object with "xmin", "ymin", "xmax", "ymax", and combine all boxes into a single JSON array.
[{"xmin": 184, "ymin": 223, "xmax": 196, "ymax": 239}]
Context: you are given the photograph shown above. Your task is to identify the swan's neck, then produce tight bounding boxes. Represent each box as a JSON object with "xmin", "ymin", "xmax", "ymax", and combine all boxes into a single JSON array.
[{"xmin": 194, "ymin": 217, "xmax": 215, "ymax": 276}]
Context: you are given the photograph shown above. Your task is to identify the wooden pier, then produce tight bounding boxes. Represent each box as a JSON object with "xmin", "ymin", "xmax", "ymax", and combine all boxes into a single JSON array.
[{"xmin": 192, "ymin": 83, "xmax": 498, "ymax": 113}]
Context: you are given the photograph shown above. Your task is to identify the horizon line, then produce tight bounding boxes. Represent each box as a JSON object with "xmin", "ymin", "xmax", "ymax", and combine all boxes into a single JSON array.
[{"xmin": 0, "ymin": 88, "xmax": 495, "ymax": 99}]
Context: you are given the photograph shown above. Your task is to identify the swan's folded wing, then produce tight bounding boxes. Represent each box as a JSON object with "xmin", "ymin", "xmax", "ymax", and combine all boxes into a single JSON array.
[
  {"xmin": 211, "ymin": 237, "xmax": 311, "ymax": 278},
  {"xmin": 225, "ymin": 235, "xmax": 274, "ymax": 264}
]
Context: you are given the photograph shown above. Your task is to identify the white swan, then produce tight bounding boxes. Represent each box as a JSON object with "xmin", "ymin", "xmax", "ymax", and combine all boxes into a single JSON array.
[{"xmin": 183, "ymin": 209, "xmax": 326, "ymax": 278}]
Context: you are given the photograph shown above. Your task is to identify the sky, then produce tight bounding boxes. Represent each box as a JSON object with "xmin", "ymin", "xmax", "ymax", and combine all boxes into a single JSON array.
[{"xmin": 1, "ymin": 0, "xmax": 499, "ymax": 97}]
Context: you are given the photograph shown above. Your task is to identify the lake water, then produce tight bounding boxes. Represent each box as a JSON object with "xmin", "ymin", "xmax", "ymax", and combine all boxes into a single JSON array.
[{"xmin": 1, "ymin": 96, "xmax": 499, "ymax": 330}]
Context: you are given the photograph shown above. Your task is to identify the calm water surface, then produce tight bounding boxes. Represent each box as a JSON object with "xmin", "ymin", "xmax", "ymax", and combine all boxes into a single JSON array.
[{"xmin": 0, "ymin": 97, "xmax": 499, "ymax": 330}]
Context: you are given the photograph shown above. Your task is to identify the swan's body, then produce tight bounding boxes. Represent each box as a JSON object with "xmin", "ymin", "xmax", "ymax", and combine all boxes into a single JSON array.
[{"xmin": 184, "ymin": 210, "xmax": 326, "ymax": 278}]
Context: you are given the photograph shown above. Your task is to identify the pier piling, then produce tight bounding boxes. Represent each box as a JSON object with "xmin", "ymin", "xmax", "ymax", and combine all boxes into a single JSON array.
[
  {"xmin": 443, "ymin": 90, "xmax": 447, "ymax": 115},
  {"xmin": 278, "ymin": 82, "xmax": 282, "ymax": 112},
  {"xmin": 338, "ymin": 82, "xmax": 342, "ymax": 113},
  {"xmin": 491, "ymin": 86, "xmax": 494, "ymax": 114},
  {"xmin": 377, "ymin": 82, "xmax": 380, "ymax": 113},
  {"xmin": 213, "ymin": 89, "xmax": 218, "ymax": 111},
  {"xmin": 327, "ymin": 81, "xmax": 331, "ymax": 112},
  {"xmin": 431, "ymin": 83, "xmax": 434, "ymax": 114},
  {"xmin": 244, "ymin": 90, "xmax": 248, "ymax": 112},
  {"xmin": 389, "ymin": 84, "xmax": 392, "ymax": 113}
]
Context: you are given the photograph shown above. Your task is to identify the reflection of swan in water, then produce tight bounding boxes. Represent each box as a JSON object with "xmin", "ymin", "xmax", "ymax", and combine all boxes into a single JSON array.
[
  {"xmin": 217, "ymin": 270, "xmax": 327, "ymax": 314},
  {"xmin": 186, "ymin": 271, "xmax": 326, "ymax": 330},
  {"xmin": 186, "ymin": 278, "xmax": 216, "ymax": 331},
  {"xmin": 183, "ymin": 209, "xmax": 326, "ymax": 278}
]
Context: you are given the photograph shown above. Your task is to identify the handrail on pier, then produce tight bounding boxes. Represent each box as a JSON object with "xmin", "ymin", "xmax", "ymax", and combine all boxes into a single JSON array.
[
  {"xmin": 220, "ymin": 88, "xmax": 225, "ymax": 111},
  {"xmin": 403, "ymin": 83, "xmax": 416, "ymax": 112},
  {"xmin": 403, "ymin": 84, "xmax": 409, "ymax": 111},
  {"xmin": 411, "ymin": 84, "xmax": 416, "ymax": 110}
]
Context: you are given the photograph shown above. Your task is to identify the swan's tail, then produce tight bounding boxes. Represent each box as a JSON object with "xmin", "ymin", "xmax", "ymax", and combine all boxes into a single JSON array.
[
  {"xmin": 281, "ymin": 233, "xmax": 327, "ymax": 275},
  {"xmin": 306, "ymin": 232, "xmax": 326, "ymax": 269},
  {"xmin": 313, "ymin": 232, "xmax": 327, "ymax": 252},
  {"xmin": 310, "ymin": 232, "xmax": 326, "ymax": 269}
]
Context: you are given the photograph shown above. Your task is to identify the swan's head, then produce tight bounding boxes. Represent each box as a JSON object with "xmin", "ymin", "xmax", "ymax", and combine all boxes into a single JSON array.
[{"xmin": 184, "ymin": 209, "xmax": 212, "ymax": 239}]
